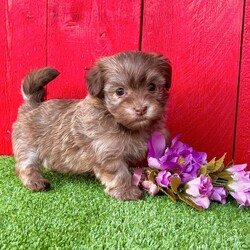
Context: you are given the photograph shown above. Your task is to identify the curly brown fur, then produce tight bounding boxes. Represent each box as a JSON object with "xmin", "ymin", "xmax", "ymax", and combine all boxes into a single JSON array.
[{"xmin": 12, "ymin": 51, "xmax": 171, "ymax": 200}]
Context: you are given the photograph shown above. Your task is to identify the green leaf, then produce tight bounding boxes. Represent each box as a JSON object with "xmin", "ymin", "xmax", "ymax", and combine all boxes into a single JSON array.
[
  {"xmin": 171, "ymin": 168, "xmax": 181, "ymax": 174},
  {"xmin": 225, "ymin": 160, "xmax": 234, "ymax": 169},
  {"xmin": 170, "ymin": 177, "xmax": 181, "ymax": 194},
  {"xmin": 148, "ymin": 169, "xmax": 158, "ymax": 184},
  {"xmin": 209, "ymin": 173, "xmax": 218, "ymax": 183},
  {"xmin": 206, "ymin": 157, "xmax": 216, "ymax": 173},
  {"xmin": 178, "ymin": 193, "xmax": 203, "ymax": 211},
  {"xmin": 159, "ymin": 187, "xmax": 177, "ymax": 203},
  {"xmin": 215, "ymin": 153, "xmax": 227, "ymax": 172},
  {"xmin": 215, "ymin": 171, "xmax": 233, "ymax": 181},
  {"xmin": 205, "ymin": 153, "xmax": 227, "ymax": 174},
  {"xmin": 212, "ymin": 153, "xmax": 227, "ymax": 172},
  {"xmin": 199, "ymin": 165, "xmax": 208, "ymax": 176}
]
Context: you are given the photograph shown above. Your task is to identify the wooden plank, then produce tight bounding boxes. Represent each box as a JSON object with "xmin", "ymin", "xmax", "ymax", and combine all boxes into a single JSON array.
[
  {"xmin": 0, "ymin": 1, "xmax": 47, "ymax": 155},
  {"xmin": 46, "ymin": 0, "xmax": 142, "ymax": 99},
  {"xmin": 235, "ymin": 0, "xmax": 250, "ymax": 168},
  {"xmin": 0, "ymin": 1, "xmax": 8, "ymax": 154},
  {"xmin": 142, "ymin": 0, "xmax": 244, "ymax": 164}
]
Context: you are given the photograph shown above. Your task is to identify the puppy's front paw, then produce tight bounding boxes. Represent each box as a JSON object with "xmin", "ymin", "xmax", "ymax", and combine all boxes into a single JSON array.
[
  {"xmin": 107, "ymin": 186, "xmax": 144, "ymax": 200},
  {"xmin": 16, "ymin": 168, "xmax": 51, "ymax": 192},
  {"xmin": 28, "ymin": 179, "xmax": 51, "ymax": 192},
  {"xmin": 23, "ymin": 178, "xmax": 51, "ymax": 192}
]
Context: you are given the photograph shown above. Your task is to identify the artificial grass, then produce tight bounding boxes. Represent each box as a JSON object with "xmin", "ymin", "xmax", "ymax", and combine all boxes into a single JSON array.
[{"xmin": 0, "ymin": 156, "xmax": 249, "ymax": 250}]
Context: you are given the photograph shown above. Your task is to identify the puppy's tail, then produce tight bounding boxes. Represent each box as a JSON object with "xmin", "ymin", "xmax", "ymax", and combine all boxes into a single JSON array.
[{"xmin": 21, "ymin": 67, "xmax": 60, "ymax": 108}]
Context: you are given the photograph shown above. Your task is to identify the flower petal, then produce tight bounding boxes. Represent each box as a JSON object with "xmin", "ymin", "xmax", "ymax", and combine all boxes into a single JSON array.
[
  {"xmin": 228, "ymin": 176, "xmax": 250, "ymax": 192},
  {"xmin": 142, "ymin": 181, "xmax": 159, "ymax": 196},
  {"xmin": 161, "ymin": 161, "xmax": 181, "ymax": 170},
  {"xmin": 132, "ymin": 168, "xmax": 143, "ymax": 186},
  {"xmin": 230, "ymin": 190, "xmax": 250, "ymax": 207},
  {"xmin": 179, "ymin": 173, "xmax": 193, "ymax": 183},
  {"xmin": 209, "ymin": 187, "xmax": 227, "ymax": 204},
  {"xmin": 155, "ymin": 170, "xmax": 171, "ymax": 187},
  {"xmin": 148, "ymin": 157, "xmax": 162, "ymax": 169},
  {"xmin": 227, "ymin": 164, "xmax": 248, "ymax": 173},
  {"xmin": 185, "ymin": 183, "xmax": 200, "ymax": 197},
  {"xmin": 148, "ymin": 131, "xmax": 166, "ymax": 159},
  {"xmin": 185, "ymin": 176, "xmax": 213, "ymax": 197},
  {"xmin": 170, "ymin": 134, "xmax": 181, "ymax": 147},
  {"xmin": 149, "ymin": 183, "xmax": 159, "ymax": 196},
  {"xmin": 190, "ymin": 196, "xmax": 210, "ymax": 209}
]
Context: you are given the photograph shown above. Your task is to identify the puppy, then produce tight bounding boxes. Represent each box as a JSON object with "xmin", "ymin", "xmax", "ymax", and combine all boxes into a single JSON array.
[{"xmin": 12, "ymin": 51, "xmax": 171, "ymax": 200}]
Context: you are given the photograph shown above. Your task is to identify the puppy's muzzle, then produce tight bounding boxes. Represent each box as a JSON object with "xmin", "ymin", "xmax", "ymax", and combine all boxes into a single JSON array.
[{"xmin": 134, "ymin": 105, "xmax": 148, "ymax": 116}]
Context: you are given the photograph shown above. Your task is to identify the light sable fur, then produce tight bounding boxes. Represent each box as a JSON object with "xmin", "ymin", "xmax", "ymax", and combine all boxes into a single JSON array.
[{"xmin": 12, "ymin": 51, "xmax": 172, "ymax": 200}]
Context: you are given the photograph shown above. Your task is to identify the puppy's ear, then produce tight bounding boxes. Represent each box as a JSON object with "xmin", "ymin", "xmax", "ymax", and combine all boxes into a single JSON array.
[
  {"xmin": 163, "ymin": 58, "xmax": 172, "ymax": 90},
  {"xmin": 86, "ymin": 64, "xmax": 104, "ymax": 97},
  {"xmin": 154, "ymin": 54, "xmax": 172, "ymax": 90}
]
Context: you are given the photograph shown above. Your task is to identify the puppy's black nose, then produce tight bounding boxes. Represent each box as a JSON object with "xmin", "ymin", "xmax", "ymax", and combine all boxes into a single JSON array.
[{"xmin": 134, "ymin": 106, "xmax": 147, "ymax": 116}]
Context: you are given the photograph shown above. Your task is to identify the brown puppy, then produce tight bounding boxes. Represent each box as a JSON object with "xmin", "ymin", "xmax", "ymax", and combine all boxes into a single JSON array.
[{"xmin": 12, "ymin": 51, "xmax": 171, "ymax": 200}]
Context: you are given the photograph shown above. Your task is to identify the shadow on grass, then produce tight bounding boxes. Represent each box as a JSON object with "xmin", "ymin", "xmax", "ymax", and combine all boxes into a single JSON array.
[
  {"xmin": 2, "ymin": 157, "xmax": 104, "ymax": 197},
  {"xmin": 41, "ymin": 168, "xmax": 101, "ymax": 192}
]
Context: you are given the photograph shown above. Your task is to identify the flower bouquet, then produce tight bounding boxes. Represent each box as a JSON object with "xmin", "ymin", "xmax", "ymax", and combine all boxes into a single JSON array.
[{"xmin": 132, "ymin": 132, "xmax": 250, "ymax": 210}]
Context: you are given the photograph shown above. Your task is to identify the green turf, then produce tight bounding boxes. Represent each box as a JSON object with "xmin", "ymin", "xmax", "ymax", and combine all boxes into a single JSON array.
[{"xmin": 0, "ymin": 156, "xmax": 249, "ymax": 250}]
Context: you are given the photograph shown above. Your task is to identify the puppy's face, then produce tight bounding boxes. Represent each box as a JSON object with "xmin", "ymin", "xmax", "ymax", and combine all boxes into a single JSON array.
[{"xmin": 86, "ymin": 52, "xmax": 172, "ymax": 130}]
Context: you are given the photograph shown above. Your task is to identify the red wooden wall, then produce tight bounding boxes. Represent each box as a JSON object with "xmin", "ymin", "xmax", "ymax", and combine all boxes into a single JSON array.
[
  {"xmin": 0, "ymin": 1, "xmax": 249, "ymax": 169},
  {"xmin": 235, "ymin": 0, "xmax": 250, "ymax": 165}
]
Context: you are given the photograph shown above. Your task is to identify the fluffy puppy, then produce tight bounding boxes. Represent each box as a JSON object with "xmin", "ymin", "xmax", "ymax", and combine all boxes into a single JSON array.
[{"xmin": 12, "ymin": 51, "xmax": 172, "ymax": 200}]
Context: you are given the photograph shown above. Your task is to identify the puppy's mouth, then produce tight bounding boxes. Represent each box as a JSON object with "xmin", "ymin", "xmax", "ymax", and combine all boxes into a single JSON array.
[
  {"xmin": 135, "ymin": 118, "xmax": 151, "ymax": 128},
  {"xmin": 119, "ymin": 115, "xmax": 153, "ymax": 130},
  {"xmin": 135, "ymin": 116, "xmax": 148, "ymax": 122}
]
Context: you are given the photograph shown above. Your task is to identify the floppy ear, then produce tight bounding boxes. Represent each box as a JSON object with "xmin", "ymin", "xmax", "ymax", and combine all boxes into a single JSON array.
[
  {"xmin": 163, "ymin": 58, "xmax": 172, "ymax": 90},
  {"xmin": 153, "ymin": 54, "xmax": 172, "ymax": 90},
  {"xmin": 86, "ymin": 64, "xmax": 104, "ymax": 97}
]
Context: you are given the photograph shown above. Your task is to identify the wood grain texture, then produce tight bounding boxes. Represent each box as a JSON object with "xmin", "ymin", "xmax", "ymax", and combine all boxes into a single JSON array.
[
  {"xmin": 0, "ymin": 0, "xmax": 249, "ymax": 165},
  {"xmin": 235, "ymin": 0, "xmax": 250, "ymax": 168},
  {"xmin": 142, "ymin": 0, "xmax": 244, "ymax": 163},
  {"xmin": 0, "ymin": 0, "xmax": 47, "ymax": 155},
  {"xmin": 46, "ymin": 0, "xmax": 142, "ymax": 99},
  {"xmin": 0, "ymin": 1, "xmax": 8, "ymax": 154}
]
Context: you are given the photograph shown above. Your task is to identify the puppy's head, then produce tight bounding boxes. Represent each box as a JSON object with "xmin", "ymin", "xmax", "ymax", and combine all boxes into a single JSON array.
[{"xmin": 86, "ymin": 51, "xmax": 172, "ymax": 130}]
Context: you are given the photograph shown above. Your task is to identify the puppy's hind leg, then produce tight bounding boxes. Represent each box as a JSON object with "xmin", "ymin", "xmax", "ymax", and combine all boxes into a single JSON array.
[{"xmin": 15, "ymin": 152, "xmax": 50, "ymax": 192}]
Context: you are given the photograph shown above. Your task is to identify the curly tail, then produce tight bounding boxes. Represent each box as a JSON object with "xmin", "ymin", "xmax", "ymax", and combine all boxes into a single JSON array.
[{"xmin": 21, "ymin": 67, "xmax": 60, "ymax": 108}]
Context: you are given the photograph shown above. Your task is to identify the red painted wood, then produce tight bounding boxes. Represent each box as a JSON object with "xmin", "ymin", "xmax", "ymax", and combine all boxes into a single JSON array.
[
  {"xmin": 0, "ymin": 0, "xmax": 249, "ymax": 166},
  {"xmin": 0, "ymin": 1, "xmax": 47, "ymax": 155},
  {"xmin": 235, "ymin": 0, "xmax": 250, "ymax": 169},
  {"xmin": 142, "ymin": 0, "xmax": 244, "ymax": 164},
  {"xmin": 0, "ymin": 1, "xmax": 8, "ymax": 154},
  {"xmin": 46, "ymin": 0, "xmax": 142, "ymax": 99}
]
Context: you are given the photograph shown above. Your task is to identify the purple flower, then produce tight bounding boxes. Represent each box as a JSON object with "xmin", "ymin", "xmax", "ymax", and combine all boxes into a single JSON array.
[
  {"xmin": 132, "ymin": 168, "xmax": 143, "ymax": 186},
  {"xmin": 156, "ymin": 170, "xmax": 171, "ymax": 187},
  {"xmin": 209, "ymin": 187, "xmax": 227, "ymax": 204},
  {"xmin": 179, "ymin": 164, "xmax": 201, "ymax": 183},
  {"xmin": 131, "ymin": 168, "xmax": 159, "ymax": 196},
  {"xmin": 226, "ymin": 164, "xmax": 249, "ymax": 179},
  {"xmin": 155, "ymin": 171, "xmax": 181, "ymax": 188},
  {"xmin": 228, "ymin": 175, "xmax": 250, "ymax": 192},
  {"xmin": 185, "ymin": 176, "xmax": 213, "ymax": 209},
  {"xmin": 142, "ymin": 181, "xmax": 159, "ymax": 196},
  {"xmin": 188, "ymin": 196, "xmax": 211, "ymax": 209},
  {"xmin": 146, "ymin": 131, "xmax": 250, "ymax": 209},
  {"xmin": 147, "ymin": 132, "xmax": 207, "ymax": 183},
  {"xmin": 229, "ymin": 190, "xmax": 250, "ymax": 207},
  {"xmin": 147, "ymin": 132, "xmax": 166, "ymax": 169},
  {"xmin": 186, "ymin": 176, "xmax": 213, "ymax": 197},
  {"xmin": 226, "ymin": 163, "xmax": 250, "ymax": 207}
]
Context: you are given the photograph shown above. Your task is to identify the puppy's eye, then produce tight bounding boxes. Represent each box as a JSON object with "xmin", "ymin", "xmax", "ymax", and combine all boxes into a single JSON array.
[
  {"xmin": 148, "ymin": 83, "xmax": 156, "ymax": 92},
  {"xmin": 116, "ymin": 88, "xmax": 125, "ymax": 96}
]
